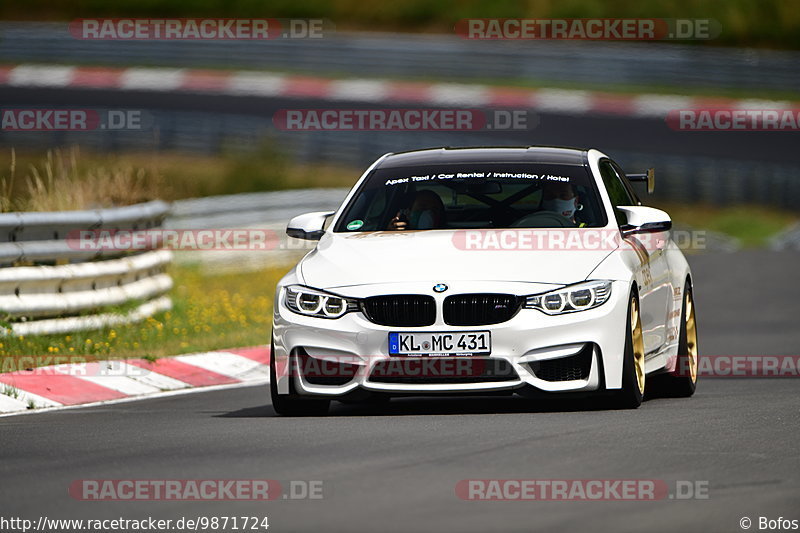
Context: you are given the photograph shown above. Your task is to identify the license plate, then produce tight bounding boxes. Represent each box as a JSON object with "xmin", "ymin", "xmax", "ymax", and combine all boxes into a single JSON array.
[{"xmin": 388, "ymin": 331, "xmax": 491, "ymax": 356}]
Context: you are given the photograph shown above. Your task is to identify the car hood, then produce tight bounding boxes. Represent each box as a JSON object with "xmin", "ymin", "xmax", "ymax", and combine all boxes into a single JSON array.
[{"xmin": 299, "ymin": 230, "xmax": 617, "ymax": 289}]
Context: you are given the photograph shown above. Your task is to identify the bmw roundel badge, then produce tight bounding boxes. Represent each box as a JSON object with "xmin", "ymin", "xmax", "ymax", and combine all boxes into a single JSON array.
[{"xmin": 433, "ymin": 283, "xmax": 448, "ymax": 293}]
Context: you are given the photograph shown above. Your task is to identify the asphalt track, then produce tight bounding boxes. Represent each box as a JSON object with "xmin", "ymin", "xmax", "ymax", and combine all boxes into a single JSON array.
[
  {"xmin": 1, "ymin": 86, "xmax": 799, "ymax": 164},
  {"xmin": 1, "ymin": 251, "xmax": 798, "ymax": 533}
]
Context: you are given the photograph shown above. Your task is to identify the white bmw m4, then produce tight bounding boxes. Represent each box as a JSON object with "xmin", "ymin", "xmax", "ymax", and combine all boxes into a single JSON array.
[{"xmin": 270, "ymin": 146, "xmax": 698, "ymax": 415}]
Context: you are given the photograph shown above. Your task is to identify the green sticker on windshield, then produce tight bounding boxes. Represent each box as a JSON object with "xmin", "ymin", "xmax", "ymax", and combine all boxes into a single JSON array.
[{"xmin": 346, "ymin": 220, "xmax": 364, "ymax": 231}]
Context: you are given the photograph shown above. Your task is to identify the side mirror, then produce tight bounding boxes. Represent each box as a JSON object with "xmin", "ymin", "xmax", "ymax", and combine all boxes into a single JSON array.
[
  {"xmin": 286, "ymin": 211, "xmax": 335, "ymax": 241},
  {"xmin": 627, "ymin": 167, "xmax": 655, "ymax": 194},
  {"xmin": 617, "ymin": 206, "xmax": 671, "ymax": 237}
]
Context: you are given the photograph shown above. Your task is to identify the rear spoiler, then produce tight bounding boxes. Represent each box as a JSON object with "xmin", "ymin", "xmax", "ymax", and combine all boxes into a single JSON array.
[{"xmin": 626, "ymin": 168, "xmax": 655, "ymax": 194}]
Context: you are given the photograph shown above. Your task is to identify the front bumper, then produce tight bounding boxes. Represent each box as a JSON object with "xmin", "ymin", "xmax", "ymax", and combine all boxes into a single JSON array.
[{"xmin": 272, "ymin": 280, "xmax": 630, "ymax": 397}]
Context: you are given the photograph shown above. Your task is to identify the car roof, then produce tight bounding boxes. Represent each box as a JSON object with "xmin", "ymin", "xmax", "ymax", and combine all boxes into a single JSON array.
[{"xmin": 376, "ymin": 146, "xmax": 589, "ymax": 168}]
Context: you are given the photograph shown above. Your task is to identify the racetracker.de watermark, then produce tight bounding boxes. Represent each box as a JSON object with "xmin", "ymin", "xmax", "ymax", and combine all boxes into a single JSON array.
[
  {"xmin": 68, "ymin": 18, "xmax": 331, "ymax": 40},
  {"xmin": 667, "ymin": 109, "xmax": 800, "ymax": 131},
  {"xmin": 273, "ymin": 109, "xmax": 536, "ymax": 131},
  {"xmin": 450, "ymin": 229, "xmax": 707, "ymax": 252},
  {"xmin": 673, "ymin": 355, "xmax": 800, "ymax": 378},
  {"xmin": 277, "ymin": 355, "xmax": 513, "ymax": 380},
  {"xmin": 68, "ymin": 479, "xmax": 324, "ymax": 501},
  {"xmin": 67, "ymin": 229, "xmax": 283, "ymax": 252},
  {"xmin": 1, "ymin": 109, "xmax": 149, "ymax": 131},
  {"xmin": 456, "ymin": 479, "xmax": 709, "ymax": 500},
  {"xmin": 0, "ymin": 356, "xmax": 148, "ymax": 376},
  {"xmin": 455, "ymin": 18, "xmax": 720, "ymax": 40}
]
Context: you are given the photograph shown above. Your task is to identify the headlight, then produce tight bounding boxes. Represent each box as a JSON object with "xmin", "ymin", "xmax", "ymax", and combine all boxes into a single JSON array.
[
  {"xmin": 524, "ymin": 280, "xmax": 612, "ymax": 315},
  {"xmin": 284, "ymin": 285, "xmax": 358, "ymax": 319}
]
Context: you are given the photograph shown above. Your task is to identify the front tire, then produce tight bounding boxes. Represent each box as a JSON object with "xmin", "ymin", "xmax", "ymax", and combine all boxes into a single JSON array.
[
  {"xmin": 611, "ymin": 292, "xmax": 646, "ymax": 409},
  {"xmin": 269, "ymin": 342, "xmax": 330, "ymax": 416}
]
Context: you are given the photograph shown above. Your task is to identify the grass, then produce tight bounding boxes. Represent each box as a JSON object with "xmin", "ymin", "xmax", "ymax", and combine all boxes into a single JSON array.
[
  {"xmin": 2, "ymin": 383, "xmax": 20, "ymax": 399},
  {"xmin": 1, "ymin": 147, "xmax": 358, "ymax": 212},
  {"xmin": 1, "ymin": 148, "xmax": 165, "ymax": 212},
  {"xmin": 652, "ymin": 202, "xmax": 798, "ymax": 247},
  {"xmin": 0, "ymin": 263, "xmax": 289, "ymax": 367}
]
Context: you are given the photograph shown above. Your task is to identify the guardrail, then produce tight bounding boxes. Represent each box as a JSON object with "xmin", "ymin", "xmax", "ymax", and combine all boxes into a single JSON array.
[
  {"xmin": 770, "ymin": 222, "xmax": 800, "ymax": 251},
  {"xmin": 167, "ymin": 188, "xmax": 348, "ymax": 274},
  {"xmin": 168, "ymin": 188, "xmax": 348, "ymax": 230},
  {"xmin": 0, "ymin": 201, "xmax": 173, "ymax": 336},
  {"xmin": 0, "ymin": 200, "xmax": 170, "ymax": 264}
]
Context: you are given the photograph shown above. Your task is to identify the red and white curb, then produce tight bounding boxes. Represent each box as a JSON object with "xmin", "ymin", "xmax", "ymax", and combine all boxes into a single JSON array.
[
  {"xmin": 1, "ymin": 64, "xmax": 795, "ymax": 118},
  {"xmin": 0, "ymin": 346, "xmax": 270, "ymax": 416}
]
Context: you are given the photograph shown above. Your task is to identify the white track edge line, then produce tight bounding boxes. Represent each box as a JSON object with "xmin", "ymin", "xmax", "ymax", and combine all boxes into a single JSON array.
[{"xmin": 0, "ymin": 377, "xmax": 268, "ymax": 418}]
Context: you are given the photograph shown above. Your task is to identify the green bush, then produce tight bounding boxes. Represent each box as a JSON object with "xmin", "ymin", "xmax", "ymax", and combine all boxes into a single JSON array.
[{"xmin": 2, "ymin": 0, "xmax": 798, "ymax": 49}]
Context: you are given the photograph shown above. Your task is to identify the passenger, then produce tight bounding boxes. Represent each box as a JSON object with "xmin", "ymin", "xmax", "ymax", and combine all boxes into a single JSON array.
[{"xmin": 388, "ymin": 190, "xmax": 445, "ymax": 230}]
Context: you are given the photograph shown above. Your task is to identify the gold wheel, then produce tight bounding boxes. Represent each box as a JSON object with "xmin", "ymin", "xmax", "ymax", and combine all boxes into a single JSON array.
[
  {"xmin": 630, "ymin": 296, "xmax": 646, "ymax": 394},
  {"xmin": 685, "ymin": 290, "xmax": 698, "ymax": 383}
]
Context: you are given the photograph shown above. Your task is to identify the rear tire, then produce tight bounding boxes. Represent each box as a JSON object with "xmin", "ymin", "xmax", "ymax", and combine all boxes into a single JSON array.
[
  {"xmin": 269, "ymin": 341, "xmax": 330, "ymax": 416},
  {"xmin": 660, "ymin": 284, "xmax": 698, "ymax": 397},
  {"xmin": 610, "ymin": 292, "xmax": 646, "ymax": 409}
]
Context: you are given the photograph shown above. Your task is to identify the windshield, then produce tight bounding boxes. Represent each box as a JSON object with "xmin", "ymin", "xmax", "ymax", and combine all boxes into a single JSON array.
[{"xmin": 334, "ymin": 163, "xmax": 607, "ymax": 232}]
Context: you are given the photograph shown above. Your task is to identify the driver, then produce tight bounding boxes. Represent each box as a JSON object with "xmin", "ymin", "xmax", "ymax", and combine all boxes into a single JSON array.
[
  {"xmin": 541, "ymin": 181, "xmax": 582, "ymax": 225},
  {"xmin": 388, "ymin": 190, "xmax": 445, "ymax": 231}
]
